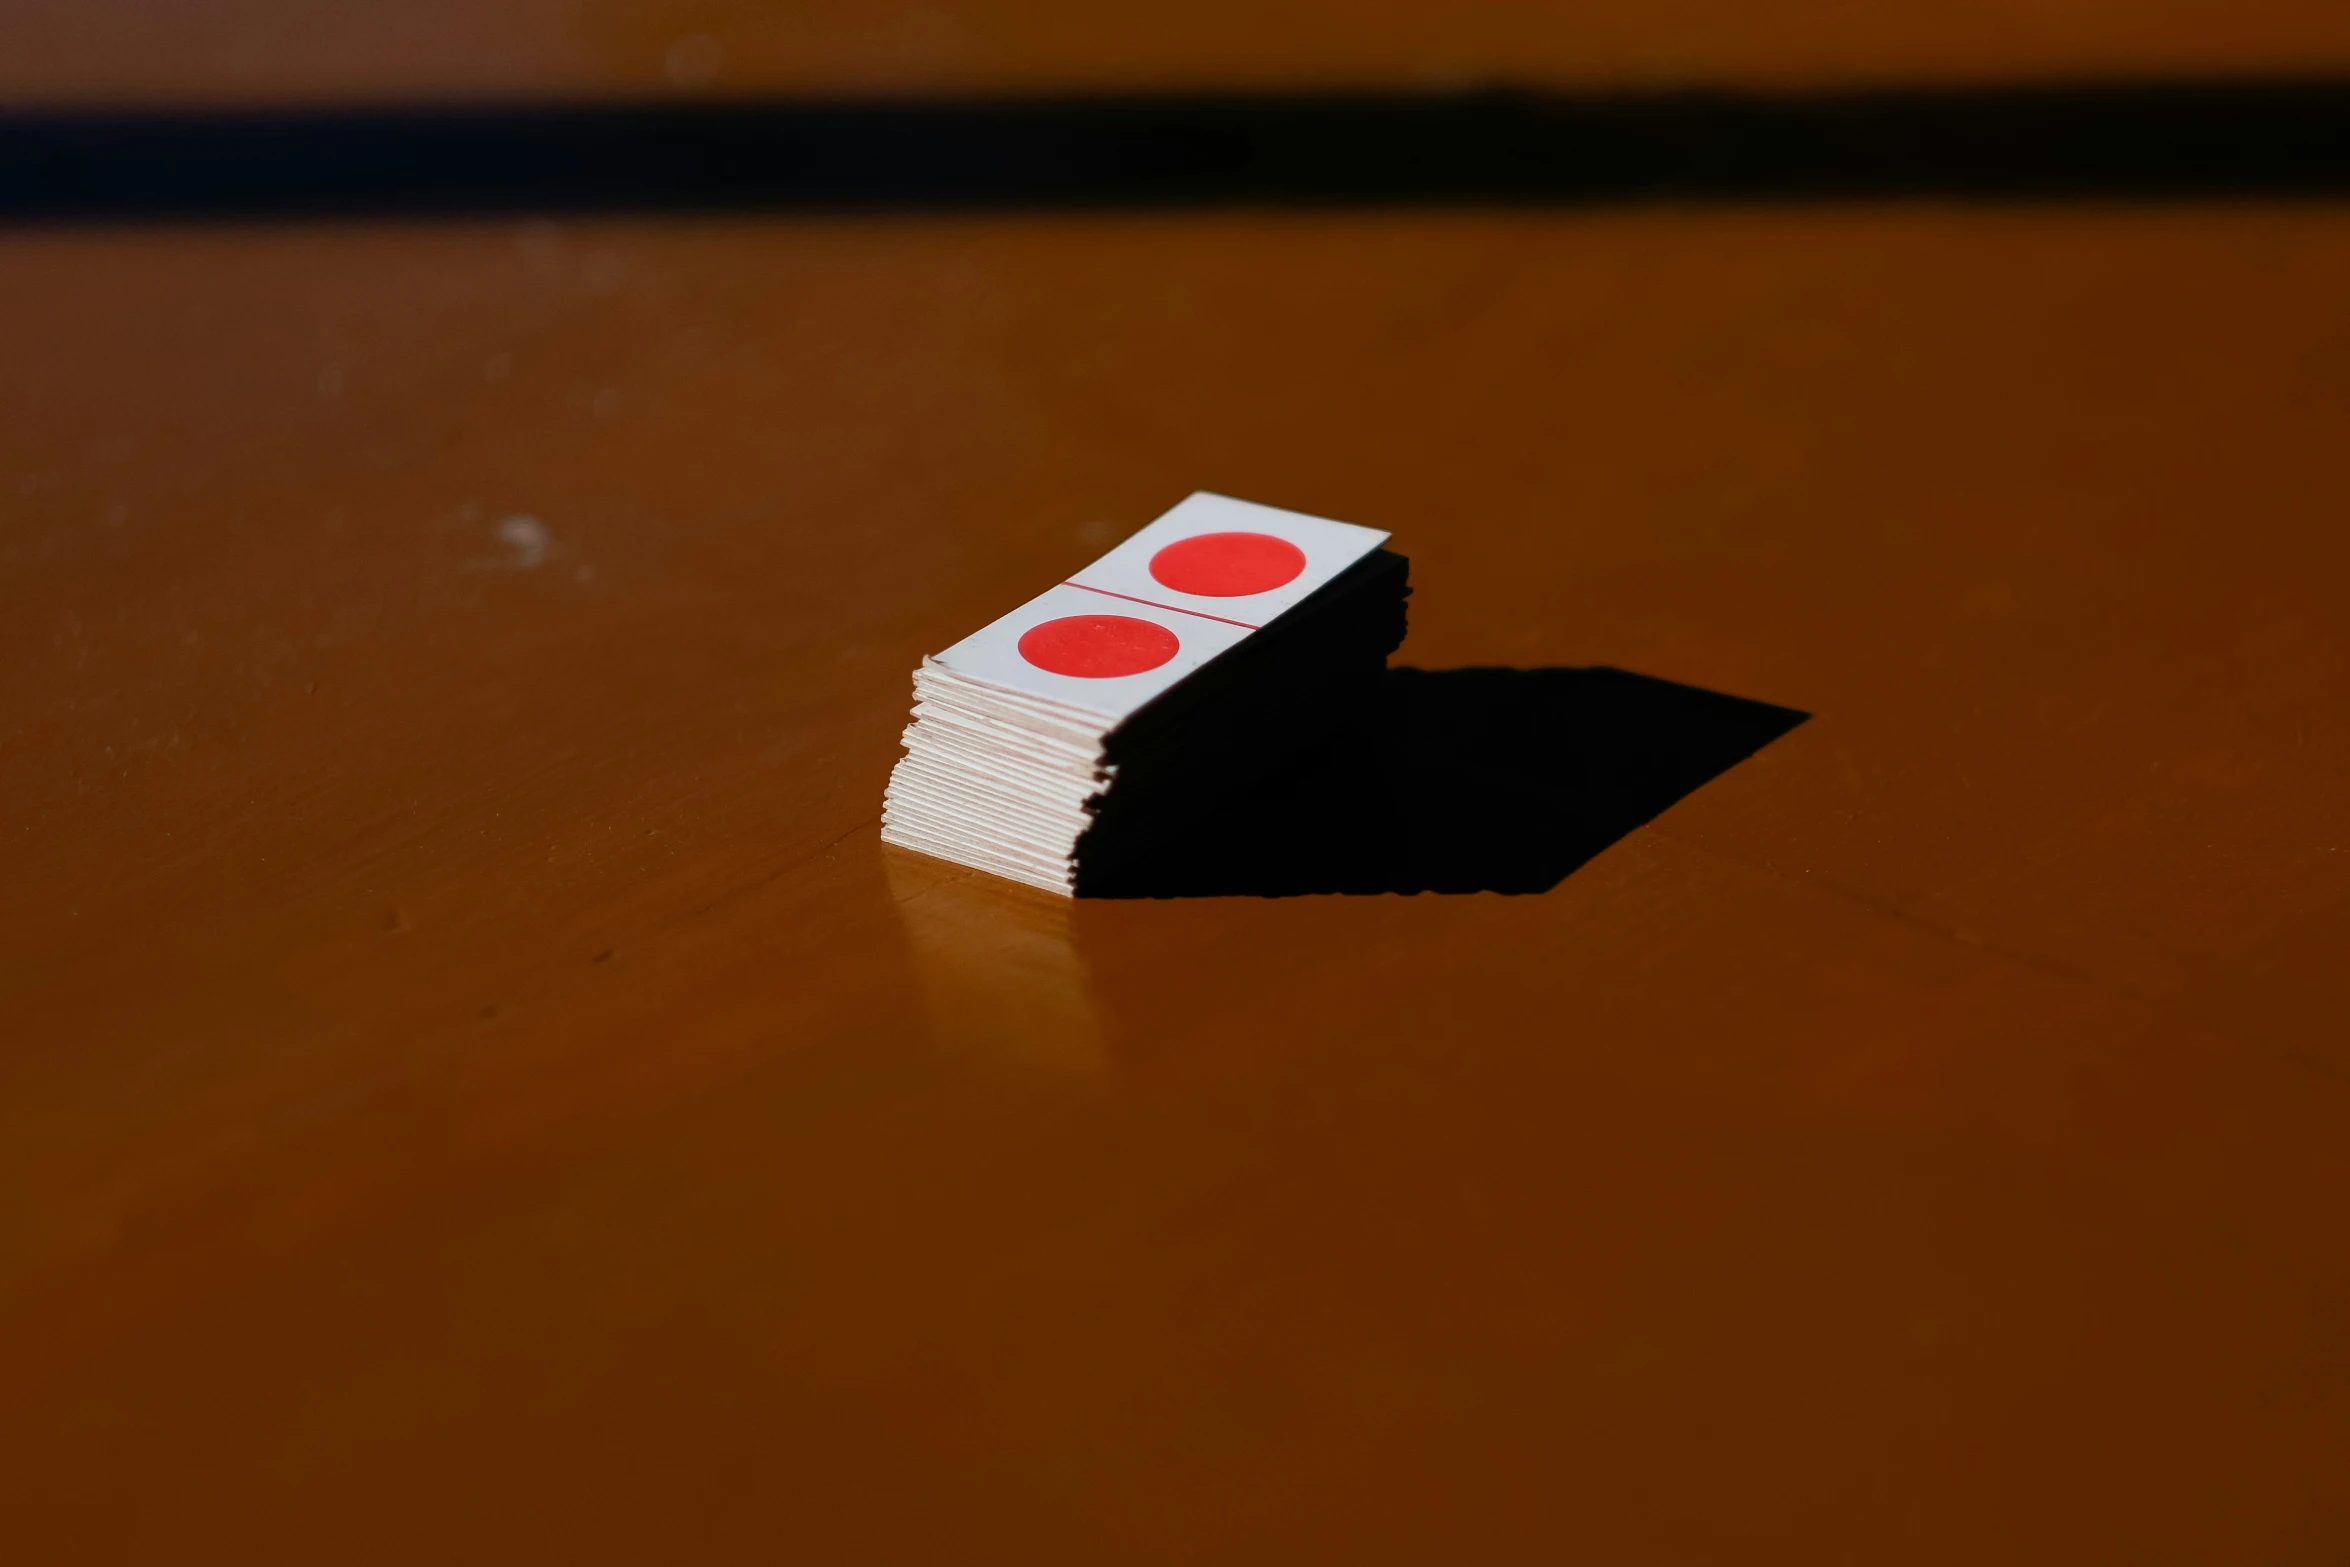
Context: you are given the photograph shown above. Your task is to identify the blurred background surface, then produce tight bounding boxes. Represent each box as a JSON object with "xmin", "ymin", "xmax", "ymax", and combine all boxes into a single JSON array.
[{"xmin": 5, "ymin": 0, "xmax": 2350, "ymax": 101}]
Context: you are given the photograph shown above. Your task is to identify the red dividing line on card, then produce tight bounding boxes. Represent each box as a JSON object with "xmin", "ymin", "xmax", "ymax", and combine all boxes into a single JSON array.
[{"xmin": 1061, "ymin": 581, "xmax": 1261, "ymax": 630}]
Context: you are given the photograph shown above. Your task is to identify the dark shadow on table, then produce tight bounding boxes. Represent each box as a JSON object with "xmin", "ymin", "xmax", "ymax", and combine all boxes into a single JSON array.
[
  {"xmin": 1080, "ymin": 666, "xmax": 1807, "ymax": 899},
  {"xmin": 12, "ymin": 82, "xmax": 2350, "ymax": 223}
]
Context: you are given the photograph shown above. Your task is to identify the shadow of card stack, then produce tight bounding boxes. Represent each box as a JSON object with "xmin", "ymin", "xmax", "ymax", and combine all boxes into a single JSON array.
[{"xmin": 882, "ymin": 493, "xmax": 1409, "ymax": 895}]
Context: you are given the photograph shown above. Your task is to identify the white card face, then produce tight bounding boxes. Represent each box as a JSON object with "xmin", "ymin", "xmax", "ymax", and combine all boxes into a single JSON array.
[
  {"xmin": 1066, "ymin": 493, "xmax": 1388, "ymax": 629},
  {"xmin": 932, "ymin": 582, "xmax": 1254, "ymax": 721}
]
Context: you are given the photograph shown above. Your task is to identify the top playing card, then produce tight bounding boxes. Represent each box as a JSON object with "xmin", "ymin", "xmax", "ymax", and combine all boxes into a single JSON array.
[
  {"xmin": 1066, "ymin": 493, "xmax": 1389, "ymax": 629},
  {"xmin": 929, "ymin": 582, "xmax": 1255, "ymax": 721},
  {"xmin": 929, "ymin": 492, "xmax": 1391, "ymax": 722}
]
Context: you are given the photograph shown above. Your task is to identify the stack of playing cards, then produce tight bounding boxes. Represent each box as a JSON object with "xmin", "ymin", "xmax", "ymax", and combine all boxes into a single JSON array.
[{"xmin": 882, "ymin": 493, "xmax": 1408, "ymax": 895}]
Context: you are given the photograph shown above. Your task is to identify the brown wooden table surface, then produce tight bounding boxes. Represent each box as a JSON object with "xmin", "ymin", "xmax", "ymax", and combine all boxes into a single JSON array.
[
  {"xmin": 8, "ymin": 0, "xmax": 2350, "ymax": 102},
  {"xmin": 6, "ymin": 5, "xmax": 2350, "ymax": 1562}
]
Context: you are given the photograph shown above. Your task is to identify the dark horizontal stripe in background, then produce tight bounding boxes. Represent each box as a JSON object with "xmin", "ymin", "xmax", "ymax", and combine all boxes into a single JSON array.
[{"xmin": 8, "ymin": 82, "xmax": 2350, "ymax": 221}]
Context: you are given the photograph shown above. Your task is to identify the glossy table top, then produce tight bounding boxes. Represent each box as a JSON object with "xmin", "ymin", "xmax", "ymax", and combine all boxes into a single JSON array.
[
  {"xmin": 7, "ymin": 0, "xmax": 2350, "ymax": 101},
  {"xmin": 5, "ymin": 6, "xmax": 2350, "ymax": 1562}
]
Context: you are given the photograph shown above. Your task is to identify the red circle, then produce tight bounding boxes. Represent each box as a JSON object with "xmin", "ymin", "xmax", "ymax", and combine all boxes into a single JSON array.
[
  {"xmin": 1148, "ymin": 531, "xmax": 1307, "ymax": 597},
  {"xmin": 1017, "ymin": 614, "xmax": 1180, "ymax": 678}
]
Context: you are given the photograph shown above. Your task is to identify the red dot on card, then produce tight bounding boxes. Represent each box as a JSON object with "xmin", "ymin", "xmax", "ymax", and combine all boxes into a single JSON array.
[
  {"xmin": 1017, "ymin": 614, "xmax": 1180, "ymax": 678},
  {"xmin": 1148, "ymin": 531, "xmax": 1306, "ymax": 597}
]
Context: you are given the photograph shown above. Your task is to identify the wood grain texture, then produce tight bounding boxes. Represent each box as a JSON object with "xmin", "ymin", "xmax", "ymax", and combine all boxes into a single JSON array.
[{"xmin": 3, "ymin": 46, "xmax": 2349, "ymax": 1562}]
